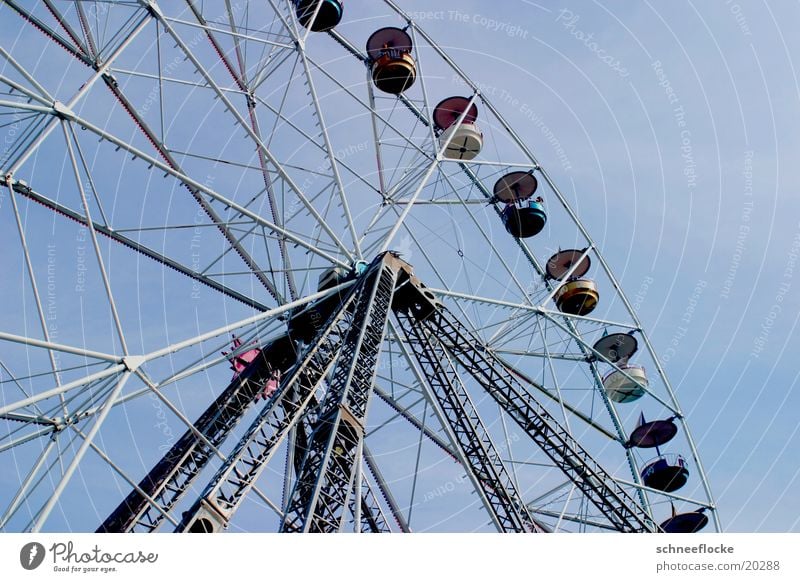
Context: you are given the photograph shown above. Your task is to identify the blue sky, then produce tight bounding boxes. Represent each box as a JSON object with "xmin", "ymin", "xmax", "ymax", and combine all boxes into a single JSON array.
[{"xmin": 404, "ymin": 0, "xmax": 800, "ymax": 531}]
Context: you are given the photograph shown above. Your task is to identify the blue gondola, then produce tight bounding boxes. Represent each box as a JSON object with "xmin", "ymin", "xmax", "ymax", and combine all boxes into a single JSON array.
[
  {"xmin": 502, "ymin": 198, "xmax": 547, "ymax": 238},
  {"xmin": 494, "ymin": 171, "xmax": 547, "ymax": 238}
]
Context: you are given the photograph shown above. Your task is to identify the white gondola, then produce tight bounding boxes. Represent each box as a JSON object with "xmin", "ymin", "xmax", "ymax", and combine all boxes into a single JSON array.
[
  {"xmin": 602, "ymin": 364, "xmax": 648, "ymax": 403},
  {"xmin": 433, "ymin": 96, "xmax": 483, "ymax": 160}
]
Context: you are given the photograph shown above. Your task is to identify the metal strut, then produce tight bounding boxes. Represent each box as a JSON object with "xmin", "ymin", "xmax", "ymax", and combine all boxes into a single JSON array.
[
  {"xmin": 394, "ymin": 284, "xmax": 658, "ymax": 533},
  {"xmin": 97, "ymin": 334, "xmax": 297, "ymax": 532},
  {"xmin": 172, "ymin": 283, "xmax": 361, "ymax": 532},
  {"xmin": 350, "ymin": 476, "xmax": 392, "ymax": 533},
  {"xmin": 174, "ymin": 254, "xmax": 405, "ymax": 532},
  {"xmin": 396, "ymin": 308, "xmax": 541, "ymax": 533},
  {"xmin": 280, "ymin": 255, "xmax": 402, "ymax": 532},
  {"xmin": 97, "ymin": 253, "xmax": 655, "ymax": 533}
]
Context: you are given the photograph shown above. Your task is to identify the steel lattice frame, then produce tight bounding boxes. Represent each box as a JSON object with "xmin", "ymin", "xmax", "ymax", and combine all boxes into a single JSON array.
[{"xmin": 0, "ymin": 0, "xmax": 718, "ymax": 532}]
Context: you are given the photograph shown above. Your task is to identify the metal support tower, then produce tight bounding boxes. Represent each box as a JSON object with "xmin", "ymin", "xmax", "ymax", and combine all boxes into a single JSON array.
[
  {"xmin": 396, "ymin": 307, "xmax": 540, "ymax": 532},
  {"xmin": 100, "ymin": 253, "xmax": 659, "ymax": 533},
  {"xmin": 394, "ymin": 282, "xmax": 659, "ymax": 532},
  {"xmin": 280, "ymin": 255, "xmax": 401, "ymax": 532},
  {"xmin": 98, "ymin": 335, "xmax": 298, "ymax": 532},
  {"xmin": 174, "ymin": 253, "xmax": 406, "ymax": 532}
]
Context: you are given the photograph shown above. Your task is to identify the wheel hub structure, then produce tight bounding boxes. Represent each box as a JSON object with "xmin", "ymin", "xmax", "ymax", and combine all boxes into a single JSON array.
[{"xmin": 0, "ymin": 0, "xmax": 717, "ymax": 533}]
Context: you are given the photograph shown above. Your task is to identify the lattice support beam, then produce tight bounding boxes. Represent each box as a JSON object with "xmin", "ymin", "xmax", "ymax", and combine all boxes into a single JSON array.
[
  {"xmin": 97, "ymin": 334, "xmax": 298, "ymax": 532},
  {"xmin": 397, "ymin": 281, "xmax": 659, "ymax": 533},
  {"xmin": 351, "ymin": 476, "xmax": 392, "ymax": 533},
  {"xmin": 395, "ymin": 310, "xmax": 540, "ymax": 533},
  {"xmin": 172, "ymin": 287, "xmax": 364, "ymax": 532},
  {"xmin": 279, "ymin": 254, "xmax": 404, "ymax": 532}
]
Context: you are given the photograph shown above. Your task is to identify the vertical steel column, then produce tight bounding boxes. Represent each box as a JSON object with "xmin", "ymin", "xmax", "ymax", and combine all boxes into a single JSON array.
[{"xmin": 280, "ymin": 255, "xmax": 401, "ymax": 532}]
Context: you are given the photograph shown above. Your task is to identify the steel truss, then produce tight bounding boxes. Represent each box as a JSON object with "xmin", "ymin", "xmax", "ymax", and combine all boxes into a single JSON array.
[
  {"xmin": 101, "ymin": 256, "xmax": 655, "ymax": 533},
  {"xmin": 172, "ymin": 253, "xmax": 402, "ymax": 533},
  {"xmin": 394, "ymin": 287, "xmax": 658, "ymax": 532},
  {"xmin": 396, "ymin": 307, "xmax": 541, "ymax": 533},
  {"xmin": 98, "ymin": 333, "xmax": 297, "ymax": 532},
  {"xmin": 279, "ymin": 254, "xmax": 400, "ymax": 532},
  {"xmin": 0, "ymin": 0, "xmax": 718, "ymax": 533}
]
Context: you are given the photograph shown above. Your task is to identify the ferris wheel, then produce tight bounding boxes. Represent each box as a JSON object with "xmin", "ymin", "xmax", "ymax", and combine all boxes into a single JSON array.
[{"xmin": 0, "ymin": 0, "xmax": 718, "ymax": 533}]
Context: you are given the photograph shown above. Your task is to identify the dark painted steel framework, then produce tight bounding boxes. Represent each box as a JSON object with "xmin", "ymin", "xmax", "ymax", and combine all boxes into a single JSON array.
[{"xmin": 97, "ymin": 254, "xmax": 657, "ymax": 533}]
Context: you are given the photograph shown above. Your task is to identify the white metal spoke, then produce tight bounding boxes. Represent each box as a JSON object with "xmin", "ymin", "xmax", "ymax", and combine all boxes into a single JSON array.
[
  {"xmin": 31, "ymin": 371, "xmax": 132, "ymax": 532},
  {"xmin": 144, "ymin": 2, "xmax": 354, "ymax": 262},
  {"xmin": 0, "ymin": 435, "xmax": 57, "ymax": 530},
  {"xmin": 5, "ymin": 179, "xmax": 67, "ymax": 415},
  {"xmin": 0, "ymin": 365, "xmax": 126, "ymax": 417},
  {"xmin": 62, "ymin": 121, "xmax": 129, "ymax": 355}
]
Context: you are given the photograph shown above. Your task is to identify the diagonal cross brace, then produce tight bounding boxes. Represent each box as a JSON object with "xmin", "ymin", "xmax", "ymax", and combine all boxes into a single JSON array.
[
  {"xmin": 415, "ymin": 302, "xmax": 658, "ymax": 532},
  {"xmin": 395, "ymin": 309, "xmax": 541, "ymax": 533},
  {"xmin": 172, "ymin": 276, "xmax": 368, "ymax": 532}
]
